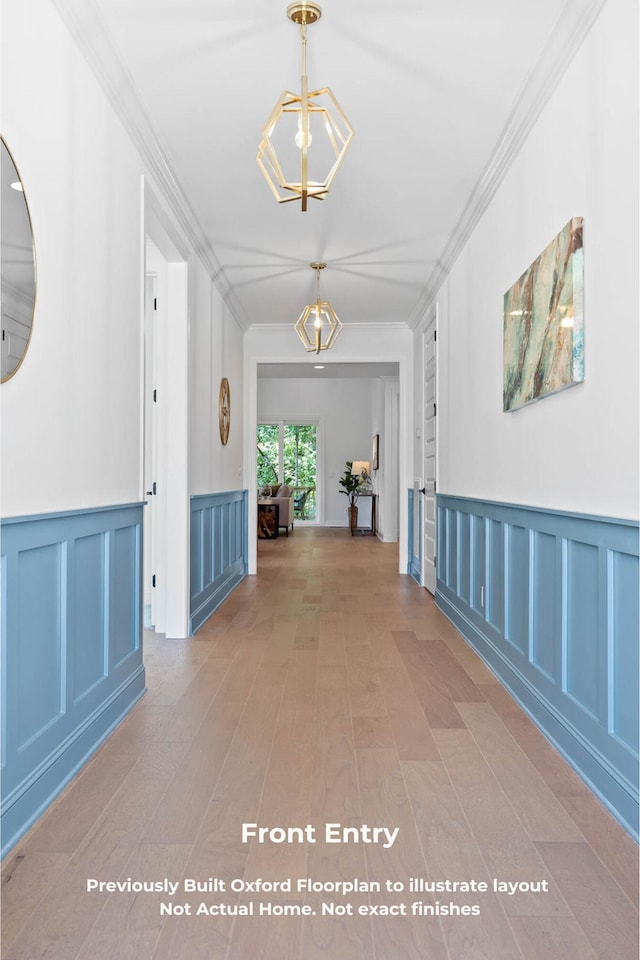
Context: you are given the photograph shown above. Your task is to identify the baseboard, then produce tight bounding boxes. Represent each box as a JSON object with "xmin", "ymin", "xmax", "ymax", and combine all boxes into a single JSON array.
[
  {"xmin": 190, "ymin": 560, "xmax": 246, "ymax": 634},
  {"xmin": 1, "ymin": 666, "xmax": 146, "ymax": 857},
  {"xmin": 437, "ymin": 590, "xmax": 638, "ymax": 839}
]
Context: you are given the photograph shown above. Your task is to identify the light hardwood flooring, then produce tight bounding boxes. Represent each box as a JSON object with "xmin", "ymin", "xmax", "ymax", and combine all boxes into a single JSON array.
[{"xmin": 2, "ymin": 529, "xmax": 637, "ymax": 959}]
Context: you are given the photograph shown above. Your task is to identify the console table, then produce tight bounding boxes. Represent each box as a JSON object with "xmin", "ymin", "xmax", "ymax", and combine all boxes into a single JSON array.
[{"xmin": 352, "ymin": 492, "xmax": 377, "ymax": 536}]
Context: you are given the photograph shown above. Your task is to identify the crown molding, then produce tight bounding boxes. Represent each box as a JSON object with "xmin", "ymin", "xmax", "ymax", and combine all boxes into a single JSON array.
[
  {"xmin": 340, "ymin": 322, "xmax": 411, "ymax": 334},
  {"xmin": 50, "ymin": 0, "xmax": 249, "ymax": 332},
  {"xmin": 407, "ymin": 0, "xmax": 608, "ymax": 330},
  {"xmin": 246, "ymin": 321, "xmax": 409, "ymax": 335}
]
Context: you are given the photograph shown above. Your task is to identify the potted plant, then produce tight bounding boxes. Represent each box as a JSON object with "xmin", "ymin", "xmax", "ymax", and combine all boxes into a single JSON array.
[{"xmin": 338, "ymin": 461, "xmax": 362, "ymax": 533}]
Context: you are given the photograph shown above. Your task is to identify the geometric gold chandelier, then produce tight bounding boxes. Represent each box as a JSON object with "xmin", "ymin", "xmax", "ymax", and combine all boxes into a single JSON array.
[
  {"xmin": 294, "ymin": 262, "xmax": 343, "ymax": 353},
  {"xmin": 257, "ymin": 3, "xmax": 354, "ymax": 212}
]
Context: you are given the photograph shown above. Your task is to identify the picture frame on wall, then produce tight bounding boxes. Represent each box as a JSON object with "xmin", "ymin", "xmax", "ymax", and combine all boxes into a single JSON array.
[
  {"xmin": 503, "ymin": 216, "xmax": 584, "ymax": 412},
  {"xmin": 372, "ymin": 434, "xmax": 379, "ymax": 471}
]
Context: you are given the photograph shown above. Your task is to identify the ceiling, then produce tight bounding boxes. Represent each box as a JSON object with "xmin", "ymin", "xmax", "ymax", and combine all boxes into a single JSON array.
[{"xmin": 59, "ymin": 0, "xmax": 590, "ymax": 333}]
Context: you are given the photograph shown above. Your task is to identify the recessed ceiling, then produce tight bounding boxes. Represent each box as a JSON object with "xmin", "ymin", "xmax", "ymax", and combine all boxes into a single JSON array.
[
  {"xmin": 62, "ymin": 0, "xmax": 593, "ymax": 330},
  {"xmin": 258, "ymin": 361, "xmax": 398, "ymax": 379}
]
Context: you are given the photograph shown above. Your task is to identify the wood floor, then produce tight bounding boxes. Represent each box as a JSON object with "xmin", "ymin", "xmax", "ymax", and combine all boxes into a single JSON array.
[{"xmin": 2, "ymin": 529, "xmax": 637, "ymax": 960}]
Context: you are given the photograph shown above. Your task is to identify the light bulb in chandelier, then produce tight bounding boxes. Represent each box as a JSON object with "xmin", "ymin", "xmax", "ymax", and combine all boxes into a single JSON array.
[{"xmin": 295, "ymin": 114, "xmax": 313, "ymax": 150}]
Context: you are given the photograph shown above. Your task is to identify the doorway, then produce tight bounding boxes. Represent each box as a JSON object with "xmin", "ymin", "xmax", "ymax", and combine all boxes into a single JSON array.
[{"xmin": 247, "ymin": 357, "xmax": 409, "ymax": 577}]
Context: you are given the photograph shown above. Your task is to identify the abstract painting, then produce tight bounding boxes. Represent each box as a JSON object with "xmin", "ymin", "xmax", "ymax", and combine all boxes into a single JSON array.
[{"xmin": 503, "ymin": 217, "xmax": 584, "ymax": 412}]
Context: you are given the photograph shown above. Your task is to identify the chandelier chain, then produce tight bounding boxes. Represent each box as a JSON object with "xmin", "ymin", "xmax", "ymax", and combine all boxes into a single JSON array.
[{"xmin": 301, "ymin": 23, "xmax": 307, "ymax": 78}]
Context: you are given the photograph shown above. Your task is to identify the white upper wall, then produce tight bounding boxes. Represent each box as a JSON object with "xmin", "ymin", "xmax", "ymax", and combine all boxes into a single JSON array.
[
  {"xmin": 419, "ymin": 0, "xmax": 638, "ymax": 520},
  {"xmin": 1, "ymin": 0, "xmax": 240, "ymax": 517},
  {"xmin": 1, "ymin": 0, "xmax": 142, "ymax": 515},
  {"xmin": 189, "ymin": 284, "xmax": 244, "ymax": 495}
]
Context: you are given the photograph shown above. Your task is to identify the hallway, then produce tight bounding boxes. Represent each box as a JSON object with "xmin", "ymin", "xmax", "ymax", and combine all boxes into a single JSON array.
[{"xmin": 1, "ymin": 529, "xmax": 637, "ymax": 960}]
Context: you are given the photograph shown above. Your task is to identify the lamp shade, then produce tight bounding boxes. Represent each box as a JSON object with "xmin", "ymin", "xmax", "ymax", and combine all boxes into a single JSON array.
[{"xmin": 351, "ymin": 461, "xmax": 371, "ymax": 481}]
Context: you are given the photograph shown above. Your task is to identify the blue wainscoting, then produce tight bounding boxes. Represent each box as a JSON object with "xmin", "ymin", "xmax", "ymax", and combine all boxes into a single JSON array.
[
  {"xmin": 407, "ymin": 488, "xmax": 422, "ymax": 583},
  {"xmin": 435, "ymin": 494, "xmax": 639, "ymax": 840},
  {"xmin": 1, "ymin": 503, "xmax": 146, "ymax": 856},
  {"xmin": 190, "ymin": 490, "xmax": 248, "ymax": 634}
]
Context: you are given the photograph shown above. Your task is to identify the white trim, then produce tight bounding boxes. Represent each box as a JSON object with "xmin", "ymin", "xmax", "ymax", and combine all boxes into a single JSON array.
[
  {"xmin": 164, "ymin": 261, "xmax": 190, "ymax": 638},
  {"xmin": 245, "ymin": 350, "xmax": 411, "ymax": 575},
  {"xmin": 251, "ymin": 322, "xmax": 409, "ymax": 334},
  {"xmin": 245, "ymin": 356, "xmax": 259, "ymax": 575},
  {"xmin": 382, "ymin": 379, "xmax": 400, "ymax": 542},
  {"xmin": 421, "ymin": 303, "xmax": 438, "ymax": 594},
  {"xmin": 143, "ymin": 180, "xmax": 191, "ymax": 639}
]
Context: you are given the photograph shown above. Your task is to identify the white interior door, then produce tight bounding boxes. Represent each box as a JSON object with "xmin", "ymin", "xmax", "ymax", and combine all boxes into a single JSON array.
[
  {"xmin": 422, "ymin": 306, "xmax": 438, "ymax": 594},
  {"xmin": 143, "ymin": 268, "xmax": 158, "ymax": 628}
]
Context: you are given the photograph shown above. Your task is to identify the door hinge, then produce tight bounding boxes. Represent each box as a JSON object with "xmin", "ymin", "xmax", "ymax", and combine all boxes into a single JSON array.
[
  {"xmin": 433, "ymin": 556, "xmax": 437, "ymax": 567},
  {"xmin": 434, "ymin": 329, "xmax": 437, "ymax": 341},
  {"xmin": 153, "ymin": 297, "xmax": 157, "ymax": 311},
  {"xmin": 2, "ymin": 330, "xmax": 5, "ymax": 341},
  {"xmin": 152, "ymin": 574, "xmax": 156, "ymax": 588},
  {"xmin": 153, "ymin": 388, "xmax": 157, "ymax": 402},
  {"xmin": 433, "ymin": 402, "xmax": 437, "ymax": 416},
  {"xmin": 434, "ymin": 480, "xmax": 437, "ymax": 493}
]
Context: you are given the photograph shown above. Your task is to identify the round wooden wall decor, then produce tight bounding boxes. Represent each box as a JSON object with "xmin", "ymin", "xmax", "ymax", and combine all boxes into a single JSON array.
[{"xmin": 218, "ymin": 377, "xmax": 231, "ymax": 445}]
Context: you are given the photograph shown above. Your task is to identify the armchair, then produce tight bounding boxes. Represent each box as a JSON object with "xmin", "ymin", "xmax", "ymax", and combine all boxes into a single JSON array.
[{"xmin": 270, "ymin": 484, "xmax": 294, "ymax": 536}]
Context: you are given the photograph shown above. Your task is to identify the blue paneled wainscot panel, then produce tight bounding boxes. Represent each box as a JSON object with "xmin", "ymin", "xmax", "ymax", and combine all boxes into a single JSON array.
[
  {"xmin": 190, "ymin": 491, "xmax": 248, "ymax": 635},
  {"xmin": 435, "ymin": 495, "xmax": 639, "ymax": 840},
  {"xmin": 407, "ymin": 489, "xmax": 422, "ymax": 584},
  {"xmin": 1, "ymin": 503, "xmax": 146, "ymax": 856}
]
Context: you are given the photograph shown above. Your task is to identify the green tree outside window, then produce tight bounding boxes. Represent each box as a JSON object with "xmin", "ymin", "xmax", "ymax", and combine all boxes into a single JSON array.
[{"xmin": 257, "ymin": 422, "xmax": 317, "ymax": 520}]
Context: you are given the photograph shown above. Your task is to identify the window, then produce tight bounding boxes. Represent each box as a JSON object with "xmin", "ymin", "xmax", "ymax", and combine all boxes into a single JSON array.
[{"xmin": 257, "ymin": 422, "xmax": 318, "ymax": 521}]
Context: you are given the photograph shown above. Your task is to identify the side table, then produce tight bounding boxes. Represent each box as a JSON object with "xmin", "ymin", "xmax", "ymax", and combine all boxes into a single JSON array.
[
  {"xmin": 352, "ymin": 493, "xmax": 377, "ymax": 536},
  {"xmin": 257, "ymin": 500, "xmax": 279, "ymax": 539}
]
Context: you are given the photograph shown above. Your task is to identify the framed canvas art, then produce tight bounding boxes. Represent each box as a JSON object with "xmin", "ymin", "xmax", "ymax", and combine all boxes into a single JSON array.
[{"xmin": 503, "ymin": 217, "xmax": 584, "ymax": 412}]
